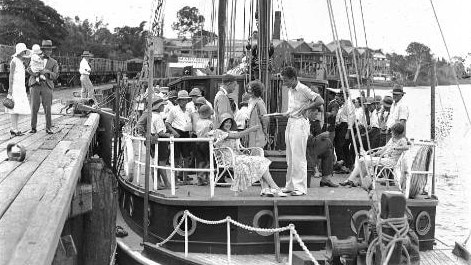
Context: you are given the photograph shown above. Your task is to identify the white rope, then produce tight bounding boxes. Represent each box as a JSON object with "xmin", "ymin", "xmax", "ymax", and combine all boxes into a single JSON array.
[
  {"xmin": 155, "ymin": 210, "xmax": 320, "ymax": 265},
  {"xmin": 291, "ymin": 225, "xmax": 320, "ymax": 265}
]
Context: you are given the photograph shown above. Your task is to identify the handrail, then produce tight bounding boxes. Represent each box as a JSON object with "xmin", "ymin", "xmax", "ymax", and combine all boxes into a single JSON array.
[
  {"xmin": 156, "ymin": 210, "xmax": 320, "ymax": 265},
  {"xmin": 123, "ymin": 133, "xmax": 217, "ymax": 197}
]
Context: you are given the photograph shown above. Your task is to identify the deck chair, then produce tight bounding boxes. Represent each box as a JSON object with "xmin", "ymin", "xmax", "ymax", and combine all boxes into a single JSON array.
[
  {"xmin": 213, "ymin": 141, "xmax": 264, "ymax": 186},
  {"xmin": 364, "ymin": 145, "xmax": 410, "ymax": 189}
]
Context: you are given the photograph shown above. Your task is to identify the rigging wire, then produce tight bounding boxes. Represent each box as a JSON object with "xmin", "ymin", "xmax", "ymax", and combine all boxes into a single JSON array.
[
  {"xmin": 358, "ymin": 0, "xmax": 372, "ymax": 90},
  {"xmin": 343, "ymin": 0, "xmax": 372, "ymax": 151},
  {"xmin": 429, "ymin": 0, "xmax": 471, "ymax": 129}
]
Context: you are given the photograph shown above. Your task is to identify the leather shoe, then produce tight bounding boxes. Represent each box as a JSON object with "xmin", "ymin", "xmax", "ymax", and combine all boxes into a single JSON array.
[
  {"xmin": 30, "ymin": 128, "xmax": 37, "ymax": 133},
  {"xmin": 290, "ymin": 190, "xmax": 306, "ymax": 196},
  {"xmin": 46, "ymin": 129, "xmax": 54, "ymax": 134},
  {"xmin": 320, "ymin": 179, "xmax": 339, "ymax": 188},
  {"xmin": 339, "ymin": 180, "xmax": 356, "ymax": 187},
  {"xmin": 281, "ymin": 187, "xmax": 293, "ymax": 193}
]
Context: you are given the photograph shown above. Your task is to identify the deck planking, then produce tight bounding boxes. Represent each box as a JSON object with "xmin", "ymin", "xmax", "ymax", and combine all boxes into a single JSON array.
[{"xmin": 0, "ymin": 109, "xmax": 100, "ymax": 265}]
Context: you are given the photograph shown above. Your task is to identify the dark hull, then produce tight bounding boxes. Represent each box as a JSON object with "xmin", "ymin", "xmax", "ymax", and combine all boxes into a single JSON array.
[{"xmin": 117, "ymin": 172, "xmax": 437, "ymax": 257}]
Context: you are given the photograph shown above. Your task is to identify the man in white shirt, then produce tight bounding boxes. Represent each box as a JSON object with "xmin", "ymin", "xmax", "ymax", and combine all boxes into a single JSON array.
[
  {"xmin": 165, "ymin": 90, "xmax": 193, "ymax": 183},
  {"xmin": 334, "ymin": 94, "xmax": 355, "ymax": 172},
  {"xmin": 279, "ymin": 67, "xmax": 332, "ymax": 196},
  {"xmin": 79, "ymin": 51, "xmax": 95, "ymax": 101},
  {"xmin": 387, "ymin": 85, "xmax": 409, "ymax": 141},
  {"xmin": 187, "ymin": 87, "xmax": 213, "ymax": 113},
  {"xmin": 368, "ymin": 95, "xmax": 382, "ymax": 149}
]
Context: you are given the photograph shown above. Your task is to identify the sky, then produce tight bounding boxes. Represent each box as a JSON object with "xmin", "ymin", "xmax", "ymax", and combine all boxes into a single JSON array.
[{"xmin": 41, "ymin": 0, "xmax": 471, "ymax": 58}]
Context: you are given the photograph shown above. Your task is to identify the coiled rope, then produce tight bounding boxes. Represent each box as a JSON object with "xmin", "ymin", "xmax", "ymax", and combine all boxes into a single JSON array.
[
  {"xmin": 366, "ymin": 216, "xmax": 411, "ymax": 265},
  {"xmin": 156, "ymin": 210, "xmax": 319, "ymax": 265}
]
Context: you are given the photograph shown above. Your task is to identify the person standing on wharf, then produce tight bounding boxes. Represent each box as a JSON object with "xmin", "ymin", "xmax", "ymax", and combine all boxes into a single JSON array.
[
  {"xmin": 27, "ymin": 40, "xmax": 59, "ymax": 134},
  {"xmin": 280, "ymin": 66, "xmax": 324, "ymax": 196}
]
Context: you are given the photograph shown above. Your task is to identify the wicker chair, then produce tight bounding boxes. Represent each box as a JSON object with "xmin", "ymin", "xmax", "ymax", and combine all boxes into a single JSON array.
[
  {"xmin": 213, "ymin": 142, "xmax": 264, "ymax": 186},
  {"xmin": 364, "ymin": 146, "xmax": 410, "ymax": 189}
]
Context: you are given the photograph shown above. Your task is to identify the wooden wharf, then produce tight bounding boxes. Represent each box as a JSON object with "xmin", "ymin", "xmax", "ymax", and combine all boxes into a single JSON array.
[{"xmin": 0, "ymin": 104, "xmax": 115, "ymax": 265}]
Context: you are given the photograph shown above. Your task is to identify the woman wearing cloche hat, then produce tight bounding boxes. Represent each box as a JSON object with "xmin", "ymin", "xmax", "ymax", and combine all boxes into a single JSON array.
[{"xmin": 6, "ymin": 43, "xmax": 32, "ymax": 137}]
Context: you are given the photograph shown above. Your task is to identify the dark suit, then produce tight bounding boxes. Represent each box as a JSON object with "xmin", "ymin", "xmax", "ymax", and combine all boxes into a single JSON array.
[{"xmin": 27, "ymin": 56, "xmax": 59, "ymax": 130}]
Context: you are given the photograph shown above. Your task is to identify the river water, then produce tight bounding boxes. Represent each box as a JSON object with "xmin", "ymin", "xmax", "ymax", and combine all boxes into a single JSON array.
[{"xmin": 352, "ymin": 84, "xmax": 471, "ymax": 248}]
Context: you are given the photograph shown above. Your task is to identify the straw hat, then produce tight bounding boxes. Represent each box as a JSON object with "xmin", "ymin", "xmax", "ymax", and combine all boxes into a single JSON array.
[
  {"xmin": 13, "ymin": 43, "xmax": 31, "ymax": 57},
  {"xmin": 189, "ymin": 87, "xmax": 202, "ymax": 97},
  {"xmin": 176, "ymin": 90, "xmax": 191, "ymax": 100},
  {"xmin": 41, "ymin": 40, "xmax": 56, "ymax": 49},
  {"xmin": 167, "ymin": 90, "xmax": 178, "ymax": 99},
  {"xmin": 152, "ymin": 97, "xmax": 167, "ymax": 111},
  {"xmin": 195, "ymin": 97, "xmax": 207, "ymax": 105},
  {"xmin": 392, "ymin": 84, "xmax": 405, "ymax": 95},
  {"xmin": 198, "ymin": 105, "xmax": 214, "ymax": 119},
  {"xmin": 218, "ymin": 113, "xmax": 238, "ymax": 131},
  {"xmin": 382, "ymin": 96, "xmax": 393, "ymax": 107},
  {"xmin": 374, "ymin": 95, "xmax": 382, "ymax": 103},
  {"xmin": 81, "ymin": 51, "xmax": 94, "ymax": 57},
  {"xmin": 364, "ymin": 97, "xmax": 374, "ymax": 105}
]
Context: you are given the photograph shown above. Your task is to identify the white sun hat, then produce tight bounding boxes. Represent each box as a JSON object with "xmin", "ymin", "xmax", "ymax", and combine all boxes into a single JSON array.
[
  {"xmin": 13, "ymin": 43, "xmax": 32, "ymax": 57},
  {"xmin": 31, "ymin": 44, "xmax": 43, "ymax": 55}
]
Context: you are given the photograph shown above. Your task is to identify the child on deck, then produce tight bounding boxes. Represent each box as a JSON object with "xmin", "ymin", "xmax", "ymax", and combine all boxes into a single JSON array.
[
  {"xmin": 192, "ymin": 104, "xmax": 214, "ymax": 185},
  {"xmin": 29, "ymin": 44, "xmax": 46, "ymax": 84}
]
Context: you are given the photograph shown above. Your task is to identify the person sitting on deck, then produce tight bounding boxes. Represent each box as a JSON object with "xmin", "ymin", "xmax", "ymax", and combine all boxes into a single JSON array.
[
  {"xmin": 211, "ymin": 113, "xmax": 288, "ymax": 197},
  {"xmin": 340, "ymin": 122, "xmax": 408, "ymax": 188},
  {"xmin": 136, "ymin": 97, "xmax": 172, "ymax": 189}
]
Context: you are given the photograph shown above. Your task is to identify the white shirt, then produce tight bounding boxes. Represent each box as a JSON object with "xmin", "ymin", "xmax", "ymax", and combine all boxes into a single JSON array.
[
  {"xmin": 234, "ymin": 106, "xmax": 250, "ymax": 129},
  {"xmin": 166, "ymin": 105, "xmax": 192, "ymax": 132},
  {"xmin": 79, "ymin": 58, "xmax": 91, "ymax": 75},
  {"xmin": 370, "ymin": 109, "xmax": 380, "ymax": 128},
  {"xmin": 337, "ymin": 100, "xmax": 356, "ymax": 127},
  {"xmin": 355, "ymin": 107, "xmax": 367, "ymax": 127},
  {"xmin": 151, "ymin": 113, "xmax": 166, "ymax": 134},
  {"xmin": 387, "ymin": 99, "xmax": 409, "ymax": 129},
  {"xmin": 287, "ymin": 81, "xmax": 319, "ymax": 119}
]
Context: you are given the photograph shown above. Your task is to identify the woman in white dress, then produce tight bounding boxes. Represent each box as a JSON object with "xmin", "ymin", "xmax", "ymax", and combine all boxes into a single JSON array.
[{"xmin": 6, "ymin": 43, "xmax": 31, "ymax": 137}]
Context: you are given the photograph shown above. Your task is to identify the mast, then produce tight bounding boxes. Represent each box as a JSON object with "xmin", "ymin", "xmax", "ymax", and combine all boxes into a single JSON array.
[
  {"xmin": 258, "ymin": 0, "xmax": 272, "ymax": 94},
  {"xmin": 430, "ymin": 59, "xmax": 436, "ymax": 196},
  {"xmin": 218, "ymin": 0, "xmax": 227, "ymax": 74}
]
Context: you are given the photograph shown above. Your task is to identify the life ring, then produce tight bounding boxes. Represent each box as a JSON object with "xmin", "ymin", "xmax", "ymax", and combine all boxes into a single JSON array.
[
  {"xmin": 7, "ymin": 143, "xmax": 26, "ymax": 162},
  {"xmin": 415, "ymin": 211, "xmax": 431, "ymax": 236},
  {"xmin": 123, "ymin": 136, "xmax": 134, "ymax": 182},
  {"xmin": 350, "ymin": 210, "xmax": 370, "ymax": 235},
  {"xmin": 252, "ymin": 210, "xmax": 274, "ymax": 236},
  {"xmin": 173, "ymin": 211, "xmax": 197, "ymax": 236}
]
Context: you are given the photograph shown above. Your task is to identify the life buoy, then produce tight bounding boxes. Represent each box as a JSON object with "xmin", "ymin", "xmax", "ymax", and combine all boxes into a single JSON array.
[{"xmin": 123, "ymin": 136, "xmax": 134, "ymax": 182}]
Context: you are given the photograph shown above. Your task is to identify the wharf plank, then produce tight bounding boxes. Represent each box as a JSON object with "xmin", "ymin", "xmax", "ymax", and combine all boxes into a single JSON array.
[
  {"xmin": 0, "ymin": 150, "xmax": 50, "ymax": 218},
  {"xmin": 0, "ymin": 141, "xmax": 72, "ymax": 264},
  {"xmin": 5, "ymin": 114, "xmax": 100, "ymax": 265}
]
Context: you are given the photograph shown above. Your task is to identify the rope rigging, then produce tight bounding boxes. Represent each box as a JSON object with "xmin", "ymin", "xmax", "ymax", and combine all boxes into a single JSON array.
[{"xmin": 429, "ymin": 0, "xmax": 471, "ymax": 131}]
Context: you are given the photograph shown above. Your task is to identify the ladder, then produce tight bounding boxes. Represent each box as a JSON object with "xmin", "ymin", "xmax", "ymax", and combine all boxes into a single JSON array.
[{"xmin": 274, "ymin": 201, "xmax": 331, "ymax": 262}]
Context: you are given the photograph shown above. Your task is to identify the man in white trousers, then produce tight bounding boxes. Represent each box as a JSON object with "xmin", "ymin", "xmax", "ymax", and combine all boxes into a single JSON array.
[{"xmin": 280, "ymin": 66, "xmax": 325, "ymax": 196}]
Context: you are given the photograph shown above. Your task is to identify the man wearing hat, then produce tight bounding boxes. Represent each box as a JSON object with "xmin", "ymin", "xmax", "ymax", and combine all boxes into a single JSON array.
[
  {"xmin": 367, "ymin": 95, "xmax": 383, "ymax": 149},
  {"xmin": 186, "ymin": 87, "xmax": 213, "ymax": 114},
  {"xmin": 27, "ymin": 40, "xmax": 59, "ymax": 134},
  {"xmin": 79, "ymin": 51, "xmax": 95, "ymax": 101},
  {"xmin": 214, "ymin": 74, "xmax": 238, "ymax": 125},
  {"xmin": 165, "ymin": 90, "xmax": 193, "ymax": 183},
  {"xmin": 379, "ymin": 95, "xmax": 393, "ymax": 146},
  {"xmin": 162, "ymin": 90, "xmax": 178, "ymax": 120},
  {"xmin": 386, "ymin": 85, "xmax": 409, "ymax": 140},
  {"xmin": 326, "ymin": 91, "xmax": 343, "ymax": 143}
]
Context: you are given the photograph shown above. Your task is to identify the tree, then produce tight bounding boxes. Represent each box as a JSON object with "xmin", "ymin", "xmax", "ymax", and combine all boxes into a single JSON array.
[
  {"xmin": 406, "ymin": 42, "xmax": 432, "ymax": 84},
  {"xmin": 0, "ymin": 0, "xmax": 67, "ymax": 46},
  {"xmin": 171, "ymin": 6, "xmax": 205, "ymax": 38},
  {"xmin": 113, "ymin": 21, "xmax": 148, "ymax": 59}
]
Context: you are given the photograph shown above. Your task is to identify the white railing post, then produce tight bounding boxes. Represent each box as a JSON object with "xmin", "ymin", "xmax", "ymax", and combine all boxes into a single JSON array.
[
  {"xmin": 153, "ymin": 142, "xmax": 158, "ymax": 191},
  {"xmin": 209, "ymin": 139, "xmax": 215, "ymax": 198},
  {"xmin": 184, "ymin": 212, "xmax": 188, "ymax": 257},
  {"xmin": 170, "ymin": 137, "xmax": 176, "ymax": 196},
  {"xmin": 137, "ymin": 140, "xmax": 142, "ymax": 185},
  {"xmin": 227, "ymin": 217, "xmax": 231, "ymax": 263},
  {"xmin": 288, "ymin": 225, "xmax": 293, "ymax": 265}
]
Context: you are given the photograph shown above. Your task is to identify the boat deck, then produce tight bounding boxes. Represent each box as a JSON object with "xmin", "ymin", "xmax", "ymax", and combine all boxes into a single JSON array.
[
  {"xmin": 0, "ymin": 108, "xmax": 100, "ymax": 265},
  {"xmin": 124, "ymin": 174, "xmax": 437, "ymax": 207}
]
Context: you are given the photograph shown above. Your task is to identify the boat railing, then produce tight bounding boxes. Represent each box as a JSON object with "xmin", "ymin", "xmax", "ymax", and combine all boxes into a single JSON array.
[
  {"xmin": 156, "ymin": 209, "xmax": 321, "ymax": 265},
  {"xmin": 123, "ymin": 133, "xmax": 217, "ymax": 197}
]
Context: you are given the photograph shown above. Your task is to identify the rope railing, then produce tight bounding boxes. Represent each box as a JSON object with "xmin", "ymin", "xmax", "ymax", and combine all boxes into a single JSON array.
[
  {"xmin": 123, "ymin": 133, "xmax": 217, "ymax": 197},
  {"xmin": 155, "ymin": 210, "xmax": 320, "ymax": 265}
]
